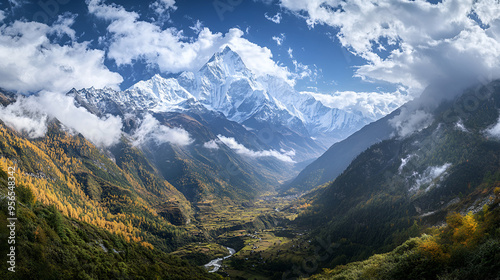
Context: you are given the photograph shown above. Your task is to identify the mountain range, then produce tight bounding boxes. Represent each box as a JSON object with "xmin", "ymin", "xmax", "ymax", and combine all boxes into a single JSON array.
[
  {"xmin": 2, "ymin": 46, "xmax": 500, "ymax": 279},
  {"xmin": 72, "ymin": 46, "xmax": 383, "ymax": 159},
  {"xmin": 65, "ymin": 46, "xmax": 393, "ymax": 206}
]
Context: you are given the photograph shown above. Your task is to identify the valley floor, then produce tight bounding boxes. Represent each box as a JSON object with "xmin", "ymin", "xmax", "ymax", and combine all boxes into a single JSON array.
[
  {"xmin": 173, "ymin": 193, "xmax": 331, "ymax": 280},
  {"xmin": 165, "ymin": 193, "xmax": 300, "ymax": 279},
  {"xmin": 172, "ymin": 185, "xmax": 500, "ymax": 280}
]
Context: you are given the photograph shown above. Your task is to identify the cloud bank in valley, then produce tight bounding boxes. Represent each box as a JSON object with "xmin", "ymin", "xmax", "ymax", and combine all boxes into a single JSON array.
[
  {"xmin": 0, "ymin": 91, "xmax": 123, "ymax": 147},
  {"xmin": 0, "ymin": 96, "xmax": 49, "ymax": 138},
  {"xmin": 0, "ymin": 94, "xmax": 195, "ymax": 148},
  {"xmin": 131, "ymin": 114, "xmax": 193, "ymax": 147},
  {"xmin": 217, "ymin": 135, "xmax": 295, "ymax": 163}
]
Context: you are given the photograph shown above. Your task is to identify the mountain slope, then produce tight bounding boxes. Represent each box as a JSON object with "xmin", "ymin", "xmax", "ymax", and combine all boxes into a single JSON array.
[
  {"xmin": 0, "ymin": 183, "xmax": 221, "ymax": 280},
  {"xmin": 66, "ymin": 46, "xmax": 392, "ymax": 204},
  {"xmin": 310, "ymin": 196, "xmax": 500, "ymax": 280},
  {"xmin": 294, "ymin": 80, "xmax": 500, "ymax": 269},
  {"xmin": 0, "ymin": 118, "xmax": 202, "ymax": 251},
  {"xmin": 283, "ymin": 107, "xmax": 400, "ymax": 193},
  {"xmin": 130, "ymin": 46, "xmax": 375, "ymax": 155},
  {"xmin": 69, "ymin": 88, "xmax": 292, "ymax": 204}
]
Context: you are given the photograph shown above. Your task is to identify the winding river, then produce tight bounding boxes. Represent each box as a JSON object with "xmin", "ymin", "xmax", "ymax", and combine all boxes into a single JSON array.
[{"xmin": 204, "ymin": 247, "xmax": 236, "ymax": 273}]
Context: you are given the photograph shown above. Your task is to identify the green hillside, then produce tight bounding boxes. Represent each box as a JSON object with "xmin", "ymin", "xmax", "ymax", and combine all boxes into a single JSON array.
[
  {"xmin": 310, "ymin": 188, "xmax": 500, "ymax": 280},
  {"xmin": 0, "ymin": 167, "xmax": 221, "ymax": 280}
]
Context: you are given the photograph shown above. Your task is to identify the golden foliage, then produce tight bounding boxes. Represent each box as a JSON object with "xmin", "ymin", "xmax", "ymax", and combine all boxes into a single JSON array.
[
  {"xmin": 419, "ymin": 235, "xmax": 448, "ymax": 260},
  {"xmin": 446, "ymin": 212, "xmax": 478, "ymax": 246},
  {"xmin": 141, "ymin": 241, "xmax": 154, "ymax": 250}
]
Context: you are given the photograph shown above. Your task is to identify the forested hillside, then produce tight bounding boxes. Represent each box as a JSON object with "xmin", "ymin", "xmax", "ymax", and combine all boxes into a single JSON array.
[{"xmin": 0, "ymin": 166, "xmax": 221, "ymax": 279}]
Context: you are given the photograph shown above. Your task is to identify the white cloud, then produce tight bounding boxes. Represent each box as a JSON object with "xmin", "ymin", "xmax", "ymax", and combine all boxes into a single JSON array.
[
  {"xmin": 0, "ymin": 97, "xmax": 48, "ymax": 138},
  {"xmin": 150, "ymin": 0, "xmax": 176, "ymax": 15},
  {"xmin": 265, "ymin": 12, "xmax": 282, "ymax": 24},
  {"xmin": 304, "ymin": 89, "xmax": 409, "ymax": 120},
  {"xmin": 132, "ymin": 114, "xmax": 193, "ymax": 146},
  {"xmin": 280, "ymin": 0, "xmax": 500, "ymax": 98},
  {"xmin": 203, "ymin": 139, "xmax": 220, "ymax": 150},
  {"xmin": 189, "ymin": 19, "xmax": 203, "ymax": 34},
  {"xmin": 88, "ymin": 0, "xmax": 295, "ymax": 84},
  {"xmin": 287, "ymin": 47, "xmax": 293, "ymax": 58},
  {"xmin": 389, "ymin": 108, "xmax": 434, "ymax": 138},
  {"xmin": 474, "ymin": 0, "xmax": 500, "ymax": 25},
  {"xmin": 411, "ymin": 163, "xmax": 452, "ymax": 193},
  {"xmin": 455, "ymin": 120, "xmax": 469, "ymax": 133},
  {"xmin": 149, "ymin": 0, "xmax": 177, "ymax": 23},
  {"xmin": 272, "ymin": 33, "xmax": 285, "ymax": 46},
  {"xmin": 485, "ymin": 114, "xmax": 500, "ymax": 139},
  {"xmin": 0, "ymin": 91, "xmax": 123, "ymax": 147},
  {"xmin": 292, "ymin": 60, "xmax": 316, "ymax": 80},
  {"xmin": 218, "ymin": 135, "xmax": 295, "ymax": 163},
  {"xmin": 0, "ymin": 15, "xmax": 123, "ymax": 94},
  {"xmin": 0, "ymin": 11, "xmax": 5, "ymax": 22}
]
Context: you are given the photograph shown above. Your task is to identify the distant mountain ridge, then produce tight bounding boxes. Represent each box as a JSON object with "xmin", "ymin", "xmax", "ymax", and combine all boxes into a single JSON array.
[{"xmin": 76, "ymin": 46, "xmax": 380, "ymax": 151}]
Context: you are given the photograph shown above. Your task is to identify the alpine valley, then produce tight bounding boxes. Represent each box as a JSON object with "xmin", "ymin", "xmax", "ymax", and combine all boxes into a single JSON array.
[{"xmin": 1, "ymin": 46, "xmax": 500, "ymax": 280}]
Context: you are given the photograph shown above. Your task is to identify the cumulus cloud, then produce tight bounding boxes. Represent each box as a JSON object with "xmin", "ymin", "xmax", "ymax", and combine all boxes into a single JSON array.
[
  {"xmin": 280, "ymin": 0, "xmax": 500, "ymax": 98},
  {"xmin": 203, "ymin": 139, "xmax": 220, "ymax": 150},
  {"xmin": 272, "ymin": 33, "xmax": 285, "ymax": 46},
  {"xmin": 0, "ymin": 15, "xmax": 123, "ymax": 94},
  {"xmin": 305, "ymin": 89, "xmax": 409, "ymax": 120},
  {"xmin": 265, "ymin": 12, "xmax": 282, "ymax": 24},
  {"xmin": 0, "ymin": 91, "xmax": 123, "ymax": 147},
  {"xmin": 189, "ymin": 19, "xmax": 203, "ymax": 34},
  {"xmin": 149, "ymin": 0, "xmax": 176, "ymax": 15},
  {"xmin": 0, "ymin": 11, "xmax": 5, "ymax": 22},
  {"xmin": 88, "ymin": 0, "xmax": 295, "ymax": 84},
  {"xmin": 218, "ymin": 135, "xmax": 295, "ymax": 163},
  {"xmin": 132, "ymin": 114, "xmax": 193, "ymax": 146}
]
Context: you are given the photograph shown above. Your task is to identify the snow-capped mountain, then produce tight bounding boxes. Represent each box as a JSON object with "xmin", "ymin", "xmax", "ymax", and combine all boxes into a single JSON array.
[
  {"xmin": 127, "ymin": 46, "xmax": 371, "ymax": 145},
  {"xmin": 70, "ymin": 46, "xmax": 379, "ymax": 154}
]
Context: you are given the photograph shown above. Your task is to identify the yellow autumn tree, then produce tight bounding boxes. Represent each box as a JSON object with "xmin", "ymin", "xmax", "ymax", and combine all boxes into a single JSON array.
[
  {"xmin": 418, "ymin": 234, "xmax": 448, "ymax": 261},
  {"xmin": 446, "ymin": 212, "xmax": 478, "ymax": 246}
]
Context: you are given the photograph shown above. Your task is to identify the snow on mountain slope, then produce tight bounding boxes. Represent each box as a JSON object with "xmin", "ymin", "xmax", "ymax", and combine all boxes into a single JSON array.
[
  {"xmin": 127, "ymin": 46, "xmax": 375, "ymax": 145},
  {"xmin": 72, "ymin": 46, "xmax": 391, "ymax": 151}
]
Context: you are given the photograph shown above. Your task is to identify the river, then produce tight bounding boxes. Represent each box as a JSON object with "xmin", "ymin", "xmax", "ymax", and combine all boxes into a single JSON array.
[{"xmin": 203, "ymin": 247, "xmax": 236, "ymax": 273}]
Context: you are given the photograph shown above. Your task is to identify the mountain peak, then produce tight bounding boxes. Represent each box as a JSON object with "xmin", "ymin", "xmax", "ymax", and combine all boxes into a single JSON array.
[
  {"xmin": 221, "ymin": 45, "xmax": 234, "ymax": 54},
  {"xmin": 201, "ymin": 46, "xmax": 248, "ymax": 76},
  {"xmin": 151, "ymin": 73, "xmax": 164, "ymax": 80}
]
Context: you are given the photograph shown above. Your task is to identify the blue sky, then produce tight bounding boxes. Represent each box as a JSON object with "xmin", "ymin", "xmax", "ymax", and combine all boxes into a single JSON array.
[
  {"xmin": 1, "ymin": 0, "xmax": 370, "ymax": 93},
  {"xmin": 1, "ymin": 0, "xmax": 500, "ymax": 110}
]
